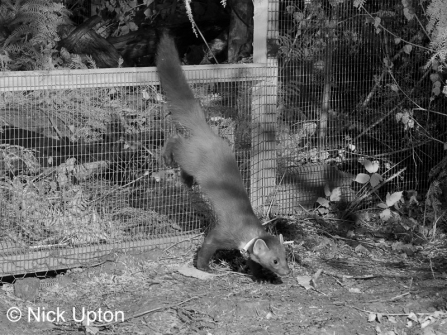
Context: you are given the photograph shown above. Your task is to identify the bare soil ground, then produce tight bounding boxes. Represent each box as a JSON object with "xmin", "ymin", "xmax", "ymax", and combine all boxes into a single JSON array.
[{"xmin": 0, "ymin": 231, "xmax": 446, "ymax": 335}]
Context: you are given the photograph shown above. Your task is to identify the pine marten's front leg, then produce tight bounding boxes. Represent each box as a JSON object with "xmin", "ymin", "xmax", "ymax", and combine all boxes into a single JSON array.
[
  {"xmin": 162, "ymin": 134, "xmax": 195, "ymax": 187},
  {"xmin": 196, "ymin": 233, "xmax": 219, "ymax": 272},
  {"xmin": 162, "ymin": 134, "xmax": 181, "ymax": 166}
]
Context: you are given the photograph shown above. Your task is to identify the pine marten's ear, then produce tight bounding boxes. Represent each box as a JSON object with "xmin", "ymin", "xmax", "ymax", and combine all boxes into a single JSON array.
[{"xmin": 253, "ymin": 239, "xmax": 269, "ymax": 256}]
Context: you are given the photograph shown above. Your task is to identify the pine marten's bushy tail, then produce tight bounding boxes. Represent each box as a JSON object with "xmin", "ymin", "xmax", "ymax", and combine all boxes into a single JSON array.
[{"xmin": 156, "ymin": 35, "xmax": 207, "ymax": 132}]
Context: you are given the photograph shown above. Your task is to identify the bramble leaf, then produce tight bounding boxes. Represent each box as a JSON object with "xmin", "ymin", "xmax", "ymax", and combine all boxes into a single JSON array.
[
  {"xmin": 370, "ymin": 173, "xmax": 383, "ymax": 187},
  {"xmin": 330, "ymin": 187, "xmax": 342, "ymax": 202},
  {"xmin": 380, "ymin": 208, "xmax": 392, "ymax": 221},
  {"xmin": 386, "ymin": 192, "xmax": 403, "ymax": 207},
  {"xmin": 364, "ymin": 160, "xmax": 380, "ymax": 173},
  {"xmin": 355, "ymin": 173, "xmax": 370, "ymax": 184},
  {"xmin": 317, "ymin": 197, "xmax": 330, "ymax": 207}
]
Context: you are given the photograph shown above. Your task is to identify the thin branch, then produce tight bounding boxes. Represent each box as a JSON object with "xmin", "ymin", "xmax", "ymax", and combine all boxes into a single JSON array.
[
  {"xmin": 96, "ymin": 294, "xmax": 206, "ymax": 328},
  {"xmin": 360, "ymin": 6, "xmax": 432, "ymax": 52},
  {"xmin": 361, "ymin": 33, "xmax": 422, "ymax": 108},
  {"xmin": 192, "ymin": 21, "xmax": 219, "ymax": 64},
  {"xmin": 354, "ymin": 65, "xmax": 432, "ymax": 142}
]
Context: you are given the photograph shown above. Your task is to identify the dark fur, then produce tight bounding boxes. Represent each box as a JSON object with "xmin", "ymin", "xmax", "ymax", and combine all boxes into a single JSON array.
[{"xmin": 156, "ymin": 35, "xmax": 290, "ymax": 277}]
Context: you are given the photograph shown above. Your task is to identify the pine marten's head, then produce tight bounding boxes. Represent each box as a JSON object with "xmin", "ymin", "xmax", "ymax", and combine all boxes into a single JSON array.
[{"xmin": 249, "ymin": 234, "xmax": 290, "ymax": 276}]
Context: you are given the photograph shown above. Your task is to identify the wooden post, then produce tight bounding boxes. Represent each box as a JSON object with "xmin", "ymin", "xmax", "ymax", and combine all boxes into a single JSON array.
[{"xmin": 250, "ymin": 0, "xmax": 278, "ymax": 214}]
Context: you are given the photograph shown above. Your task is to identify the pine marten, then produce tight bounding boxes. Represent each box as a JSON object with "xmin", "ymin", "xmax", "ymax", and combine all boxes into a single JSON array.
[{"xmin": 156, "ymin": 34, "xmax": 290, "ymax": 278}]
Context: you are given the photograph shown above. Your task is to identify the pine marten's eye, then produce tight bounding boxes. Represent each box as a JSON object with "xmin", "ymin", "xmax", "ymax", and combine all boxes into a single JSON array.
[{"xmin": 273, "ymin": 259, "xmax": 278, "ymax": 265}]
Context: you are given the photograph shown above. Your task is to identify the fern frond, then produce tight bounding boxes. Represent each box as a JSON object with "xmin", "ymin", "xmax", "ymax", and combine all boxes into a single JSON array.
[
  {"xmin": 11, "ymin": 11, "xmax": 48, "ymax": 25},
  {"xmin": 426, "ymin": 0, "xmax": 447, "ymax": 34},
  {"xmin": 85, "ymin": 55, "xmax": 97, "ymax": 69},
  {"xmin": 4, "ymin": 43, "xmax": 26, "ymax": 54},
  {"xmin": 183, "ymin": 0, "xmax": 198, "ymax": 37},
  {"xmin": 30, "ymin": 34, "xmax": 58, "ymax": 47},
  {"xmin": 21, "ymin": 0, "xmax": 58, "ymax": 10},
  {"xmin": 4, "ymin": 25, "xmax": 33, "ymax": 46},
  {"xmin": 22, "ymin": 3, "xmax": 53, "ymax": 13},
  {"xmin": 425, "ymin": 0, "xmax": 447, "ymax": 64},
  {"xmin": 69, "ymin": 54, "xmax": 88, "ymax": 69}
]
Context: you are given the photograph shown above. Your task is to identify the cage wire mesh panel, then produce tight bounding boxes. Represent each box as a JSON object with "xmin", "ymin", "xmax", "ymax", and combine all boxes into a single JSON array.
[
  {"xmin": 0, "ymin": 65, "xmax": 272, "ymax": 276},
  {"xmin": 274, "ymin": 0, "xmax": 446, "ymax": 215}
]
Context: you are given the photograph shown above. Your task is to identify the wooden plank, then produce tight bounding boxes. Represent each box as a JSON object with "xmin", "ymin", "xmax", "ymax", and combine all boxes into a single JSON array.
[
  {"xmin": 0, "ymin": 231, "xmax": 200, "ymax": 276},
  {"xmin": 0, "ymin": 64, "xmax": 268, "ymax": 91},
  {"xmin": 250, "ymin": 0, "xmax": 278, "ymax": 212},
  {"xmin": 253, "ymin": 0, "xmax": 269, "ymax": 64},
  {"xmin": 266, "ymin": 0, "xmax": 280, "ymax": 204}
]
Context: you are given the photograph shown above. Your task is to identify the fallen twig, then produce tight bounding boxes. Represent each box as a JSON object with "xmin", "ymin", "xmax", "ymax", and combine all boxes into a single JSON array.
[
  {"xmin": 365, "ymin": 292, "xmax": 410, "ymax": 303},
  {"xmin": 95, "ymin": 294, "xmax": 206, "ymax": 328}
]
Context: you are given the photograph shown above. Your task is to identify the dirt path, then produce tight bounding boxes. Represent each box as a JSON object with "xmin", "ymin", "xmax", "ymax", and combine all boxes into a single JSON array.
[{"xmin": 0, "ymin": 236, "xmax": 446, "ymax": 335}]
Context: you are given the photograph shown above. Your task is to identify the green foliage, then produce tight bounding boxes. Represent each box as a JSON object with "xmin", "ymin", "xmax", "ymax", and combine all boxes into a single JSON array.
[
  {"xmin": 279, "ymin": 0, "xmax": 446, "ymax": 179},
  {"xmin": 377, "ymin": 191, "xmax": 403, "ymax": 222},
  {"xmin": 280, "ymin": 3, "xmax": 325, "ymax": 62},
  {"xmin": 426, "ymin": 0, "xmax": 447, "ymax": 67},
  {"xmin": 355, "ymin": 0, "xmax": 446, "ymax": 87},
  {"xmin": 426, "ymin": 180, "xmax": 443, "ymax": 214},
  {"xmin": 353, "ymin": 0, "xmax": 366, "ymax": 8},
  {"xmin": 92, "ymin": 0, "xmax": 147, "ymax": 37},
  {"xmin": 343, "ymin": 159, "xmax": 405, "ymax": 221},
  {"xmin": 315, "ymin": 186, "xmax": 342, "ymax": 216},
  {"xmin": 395, "ymin": 109, "xmax": 415, "ymax": 130},
  {"xmin": 355, "ymin": 159, "xmax": 383, "ymax": 188},
  {"xmin": 0, "ymin": 0, "xmax": 72, "ymax": 70}
]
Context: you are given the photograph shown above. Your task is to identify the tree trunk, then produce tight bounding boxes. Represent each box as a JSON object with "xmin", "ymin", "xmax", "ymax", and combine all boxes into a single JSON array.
[
  {"xmin": 228, "ymin": 0, "xmax": 253, "ymax": 63},
  {"xmin": 59, "ymin": 16, "xmax": 125, "ymax": 68}
]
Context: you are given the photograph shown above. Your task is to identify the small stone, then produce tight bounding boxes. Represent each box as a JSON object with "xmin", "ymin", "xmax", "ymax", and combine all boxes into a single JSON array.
[{"xmin": 14, "ymin": 278, "xmax": 40, "ymax": 301}]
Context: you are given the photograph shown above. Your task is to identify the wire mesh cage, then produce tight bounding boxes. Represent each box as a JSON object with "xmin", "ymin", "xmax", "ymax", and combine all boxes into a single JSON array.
[
  {"xmin": 0, "ymin": 64, "xmax": 277, "ymax": 276},
  {"xmin": 275, "ymin": 0, "xmax": 446, "ymax": 214}
]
